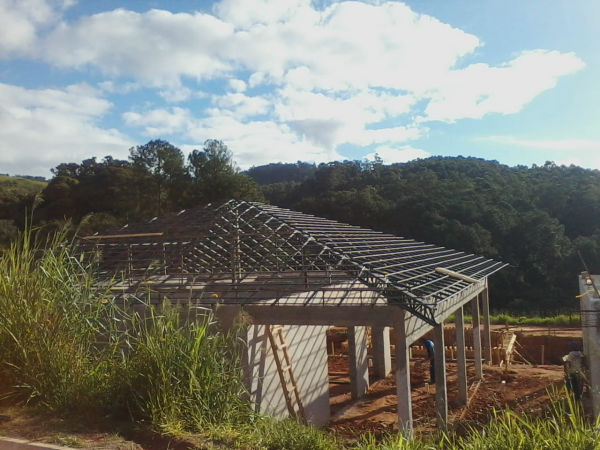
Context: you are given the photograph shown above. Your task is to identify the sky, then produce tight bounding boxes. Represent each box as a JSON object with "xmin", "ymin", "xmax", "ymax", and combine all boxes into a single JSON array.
[{"xmin": 0, "ymin": 0, "xmax": 598, "ymax": 177}]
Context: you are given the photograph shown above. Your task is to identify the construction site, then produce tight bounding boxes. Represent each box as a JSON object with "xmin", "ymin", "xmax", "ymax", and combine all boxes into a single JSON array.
[{"xmin": 80, "ymin": 200, "xmax": 584, "ymax": 436}]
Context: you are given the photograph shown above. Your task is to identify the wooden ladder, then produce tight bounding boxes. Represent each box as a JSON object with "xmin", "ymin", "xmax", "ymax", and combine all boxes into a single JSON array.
[{"xmin": 266, "ymin": 325, "xmax": 306, "ymax": 424}]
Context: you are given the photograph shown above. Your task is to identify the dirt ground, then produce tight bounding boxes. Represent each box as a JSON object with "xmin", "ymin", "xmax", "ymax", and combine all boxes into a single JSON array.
[{"xmin": 327, "ymin": 326, "xmax": 578, "ymax": 440}]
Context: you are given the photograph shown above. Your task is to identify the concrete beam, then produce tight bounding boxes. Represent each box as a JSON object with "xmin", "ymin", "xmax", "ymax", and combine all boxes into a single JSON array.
[
  {"xmin": 348, "ymin": 326, "xmax": 369, "ymax": 399},
  {"xmin": 241, "ymin": 305, "xmax": 400, "ymax": 327},
  {"xmin": 433, "ymin": 322, "xmax": 448, "ymax": 430},
  {"xmin": 372, "ymin": 326, "xmax": 391, "ymax": 379},
  {"xmin": 455, "ymin": 306, "xmax": 468, "ymax": 406},
  {"xmin": 472, "ymin": 295, "xmax": 483, "ymax": 380},
  {"xmin": 394, "ymin": 310, "xmax": 413, "ymax": 437},
  {"xmin": 481, "ymin": 282, "xmax": 492, "ymax": 364}
]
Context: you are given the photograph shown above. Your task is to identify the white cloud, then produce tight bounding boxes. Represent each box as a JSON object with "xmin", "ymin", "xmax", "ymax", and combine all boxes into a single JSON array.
[
  {"xmin": 98, "ymin": 80, "xmax": 141, "ymax": 94},
  {"xmin": 365, "ymin": 145, "xmax": 430, "ymax": 164},
  {"xmin": 185, "ymin": 114, "xmax": 344, "ymax": 168},
  {"xmin": 0, "ymin": 0, "xmax": 73, "ymax": 57},
  {"xmin": 274, "ymin": 87, "xmax": 418, "ymax": 148},
  {"xmin": 228, "ymin": 79, "xmax": 247, "ymax": 93},
  {"xmin": 0, "ymin": 1, "xmax": 587, "ymax": 175},
  {"xmin": 423, "ymin": 50, "xmax": 585, "ymax": 122},
  {"xmin": 123, "ymin": 107, "xmax": 192, "ymax": 136},
  {"xmin": 120, "ymin": 105, "xmax": 341, "ymax": 168},
  {"xmin": 43, "ymin": 9, "xmax": 234, "ymax": 86},
  {"xmin": 211, "ymin": 92, "xmax": 271, "ymax": 119},
  {"xmin": 213, "ymin": 0, "xmax": 311, "ymax": 29},
  {"xmin": 159, "ymin": 86, "xmax": 194, "ymax": 103},
  {"xmin": 0, "ymin": 82, "xmax": 132, "ymax": 176},
  {"xmin": 36, "ymin": 1, "xmax": 481, "ymax": 93}
]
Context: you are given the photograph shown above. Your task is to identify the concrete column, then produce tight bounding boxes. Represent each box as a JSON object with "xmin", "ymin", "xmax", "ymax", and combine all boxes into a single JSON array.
[
  {"xmin": 472, "ymin": 295, "xmax": 483, "ymax": 380},
  {"xmin": 455, "ymin": 306, "xmax": 468, "ymax": 406},
  {"xmin": 348, "ymin": 326, "xmax": 369, "ymax": 399},
  {"xmin": 372, "ymin": 326, "xmax": 391, "ymax": 379},
  {"xmin": 481, "ymin": 283, "xmax": 492, "ymax": 364},
  {"xmin": 433, "ymin": 322, "xmax": 448, "ymax": 430},
  {"xmin": 394, "ymin": 311, "xmax": 413, "ymax": 437}
]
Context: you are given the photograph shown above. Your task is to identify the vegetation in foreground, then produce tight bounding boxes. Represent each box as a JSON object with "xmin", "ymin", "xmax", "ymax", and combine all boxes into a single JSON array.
[{"xmin": 0, "ymin": 229, "xmax": 598, "ymax": 449}]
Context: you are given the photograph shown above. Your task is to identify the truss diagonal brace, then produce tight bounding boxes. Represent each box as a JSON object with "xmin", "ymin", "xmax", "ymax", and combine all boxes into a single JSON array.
[{"xmin": 382, "ymin": 288, "xmax": 437, "ymax": 326}]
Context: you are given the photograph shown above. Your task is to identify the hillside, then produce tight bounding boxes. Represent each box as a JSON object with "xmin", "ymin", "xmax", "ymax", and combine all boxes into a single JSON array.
[
  {"xmin": 0, "ymin": 175, "xmax": 46, "ymax": 203},
  {"xmin": 0, "ymin": 176, "xmax": 46, "ymax": 245},
  {"xmin": 253, "ymin": 157, "xmax": 600, "ymax": 313}
]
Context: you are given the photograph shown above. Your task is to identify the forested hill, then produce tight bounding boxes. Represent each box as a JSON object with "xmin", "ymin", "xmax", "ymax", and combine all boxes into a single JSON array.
[
  {"xmin": 0, "ymin": 175, "xmax": 47, "ymax": 244},
  {"xmin": 1, "ymin": 140, "xmax": 598, "ymax": 313},
  {"xmin": 251, "ymin": 157, "xmax": 600, "ymax": 313}
]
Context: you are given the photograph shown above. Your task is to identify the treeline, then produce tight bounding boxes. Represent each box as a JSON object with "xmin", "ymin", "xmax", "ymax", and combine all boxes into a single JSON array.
[
  {"xmin": 10, "ymin": 139, "xmax": 261, "ymax": 237},
  {"xmin": 253, "ymin": 157, "xmax": 599, "ymax": 313},
  {"xmin": 1, "ymin": 141, "xmax": 597, "ymax": 313}
]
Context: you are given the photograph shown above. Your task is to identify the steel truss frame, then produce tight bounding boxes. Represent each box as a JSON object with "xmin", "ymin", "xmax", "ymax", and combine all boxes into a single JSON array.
[{"xmin": 81, "ymin": 200, "xmax": 506, "ymax": 325}]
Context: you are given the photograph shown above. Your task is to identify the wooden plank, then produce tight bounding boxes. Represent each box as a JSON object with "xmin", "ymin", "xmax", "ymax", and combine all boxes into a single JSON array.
[{"xmin": 435, "ymin": 267, "xmax": 478, "ymax": 283}]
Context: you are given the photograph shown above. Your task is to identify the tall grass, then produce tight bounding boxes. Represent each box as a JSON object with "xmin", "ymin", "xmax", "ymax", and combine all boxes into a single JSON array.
[
  {"xmin": 118, "ymin": 302, "xmax": 251, "ymax": 430},
  {"xmin": 357, "ymin": 391, "xmax": 600, "ymax": 450},
  {"xmin": 0, "ymin": 226, "xmax": 251, "ymax": 432},
  {"xmin": 0, "ymin": 226, "xmax": 112, "ymax": 410}
]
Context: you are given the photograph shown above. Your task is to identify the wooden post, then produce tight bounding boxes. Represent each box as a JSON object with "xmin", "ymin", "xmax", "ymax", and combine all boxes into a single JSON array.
[
  {"xmin": 455, "ymin": 306, "xmax": 468, "ymax": 406},
  {"xmin": 472, "ymin": 295, "xmax": 483, "ymax": 380},
  {"xmin": 372, "ymin": 326, "xmax": 391, "ymax": 379},
  {"xmin": 433, "ymin": 322, "xmax": 448, "ymax": 430},
  {"xmin": 394, "ymin": 311, "xmax": 413, "ymax": 437},
  {"xmin": 541, "ymin": 345, "xmax": 545, "ymax": 365}
]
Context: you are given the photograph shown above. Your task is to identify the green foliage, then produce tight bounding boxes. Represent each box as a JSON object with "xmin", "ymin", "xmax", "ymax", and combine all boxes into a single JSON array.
[
  {"xmin": 187, "ymin": 139, "xmax": 263, "ymax": 205},
  {"xmin": 192, "ymin": 418, "xmax": 338, "ymax": 449},
  {"xmin": 0, "ymin": 228, "xmax": 252, "ymax": 432},
  {"xmin": 245, "ymin": 162, "xmax": 317, "ymax": 185},
  {"xmin": 17, "ymin": 140, "xmax": 262, "ymax": 235},
  {"xmin": 356, "ymin": 392, "xmax": 600, "ymax": 450},
  {"xmin": 0, "ymin": 176, "xmax": 45, "ymax": 244},
  {"xmin": 118, "ymin": 303, "xmax": 250, "ymax": 430},
  {"xmin": 0, "ymin": 226, "xmax": 113, "ymax": 410},
  {"xmin": 488, "ymin": 313, "xmax": 579, "ymax": 327},
  {"xmin": 0, "ymin": 175, "xmax": 46, "ymax": 203},
  {"xmin": 130, "ymin": 140, "xmax": 188, "ymax": 216},
  {"xmin": 259, "ymin": 157, "xmax": 600, "ymax": 313}
]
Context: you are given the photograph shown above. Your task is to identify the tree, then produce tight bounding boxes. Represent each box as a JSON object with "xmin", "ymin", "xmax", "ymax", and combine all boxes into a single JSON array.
[
  {"xmin": 186, "ymin": 140, "xmax": 262, "ymax": 205},
  {"xmin": 129, "ymin": 140, "xmax": 189, "ymax": 216}
]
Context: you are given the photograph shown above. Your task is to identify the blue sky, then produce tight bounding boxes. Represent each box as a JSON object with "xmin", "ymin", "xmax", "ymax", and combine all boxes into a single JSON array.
[{"xmin": 0, "ymin": 0, "xmax": 598, "ymax": 177}]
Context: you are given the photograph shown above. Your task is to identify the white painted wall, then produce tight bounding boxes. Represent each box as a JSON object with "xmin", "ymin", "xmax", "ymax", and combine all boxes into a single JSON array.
[{"xmin": 246, "ymin": 324, "xmax": 331, "ymax": 426}]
